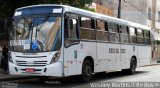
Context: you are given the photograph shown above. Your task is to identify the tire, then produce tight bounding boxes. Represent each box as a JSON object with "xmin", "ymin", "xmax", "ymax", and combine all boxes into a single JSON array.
[
  {"xmin": 80, "ymin": 60, "xmax": 92, "ymax": 82},
  {"xmin": 122, "ymin": 58, "xmax": 137, "ymax": 75},
  {"xmin": 128, "ymin": 58, "xmax": 137, "ymax": 74}
]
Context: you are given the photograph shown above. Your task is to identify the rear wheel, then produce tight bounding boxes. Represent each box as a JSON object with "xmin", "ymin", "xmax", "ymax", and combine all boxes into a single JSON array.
[
  {"xmin": 80, "ymin": 60, "xmax": 92, "ymax": 82},
  {"xmin": 122, "ymin": 57, "xmax": 137, "ymax": 74}
]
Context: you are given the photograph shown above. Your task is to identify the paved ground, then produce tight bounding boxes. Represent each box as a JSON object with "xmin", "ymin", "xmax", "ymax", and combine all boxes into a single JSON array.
[{"xmin": 1, "ymin": 64, "xmax": 160, "ymax": 88}]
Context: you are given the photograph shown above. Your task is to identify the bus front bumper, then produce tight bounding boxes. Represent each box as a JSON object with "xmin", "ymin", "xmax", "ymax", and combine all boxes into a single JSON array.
[{"xmin": 9, "ymin": 62, "xmax": 63, "ymax": 77}]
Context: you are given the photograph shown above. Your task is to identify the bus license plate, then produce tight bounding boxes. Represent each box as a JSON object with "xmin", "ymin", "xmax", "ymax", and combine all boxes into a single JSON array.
[{"xmin": 25, "ymin": 68, "xmax": 35, "ymax": 72}]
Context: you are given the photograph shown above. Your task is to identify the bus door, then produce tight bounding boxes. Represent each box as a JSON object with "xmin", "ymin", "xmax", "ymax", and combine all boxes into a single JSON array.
[{"xmin": 63, "ymin": 13, "xmax": 81, "ymax": 76}]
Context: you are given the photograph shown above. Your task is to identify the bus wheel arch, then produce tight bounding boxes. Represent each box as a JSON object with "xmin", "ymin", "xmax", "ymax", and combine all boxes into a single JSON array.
[
  {"xmin": 128, "ymin": 56, "xmax": 137, "ymax": 74},
  {"xmin": 122, "ymin": 56, "xmax": 137, "ymax": 74},
  {"xmin": 131, "ymin": 56, "xmax": 137, "ymax": 68},
  {"xmin": 80, "ymin": 56, "xmax": 94, "ymax": 82},
  {"xmin": 83, "ymin": 56, "xmax": 94, "ymax": 73}
]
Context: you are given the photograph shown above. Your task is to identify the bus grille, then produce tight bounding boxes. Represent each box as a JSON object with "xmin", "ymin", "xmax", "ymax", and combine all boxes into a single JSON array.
[{"xmin": 16, "ymin": 60, "xmax": 47, "ymax": 66}]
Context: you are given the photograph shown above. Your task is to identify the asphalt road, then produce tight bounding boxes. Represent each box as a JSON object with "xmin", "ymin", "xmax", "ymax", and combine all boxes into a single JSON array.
[{"xmin": 1, "ymin": 65, "xmax": 160, "ymax": 88}]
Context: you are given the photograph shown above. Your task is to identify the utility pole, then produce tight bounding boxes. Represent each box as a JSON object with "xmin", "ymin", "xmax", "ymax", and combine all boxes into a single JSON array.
[{"xmin": 117, "ymin": 0, "xmax": 121, "ymax": 18}]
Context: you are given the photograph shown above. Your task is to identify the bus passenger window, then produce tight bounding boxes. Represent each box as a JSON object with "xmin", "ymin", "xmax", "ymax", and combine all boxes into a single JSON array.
[
  {"xmin": 69, "ymin": 19, "xmax": 75, "ymax": 38},
  {"xmin": 144, "ymin": 30, "xmax": 151, "ymax": 45},
  {"xmin": 65, "ymin": 18, "xmax": 79, "ymax": 47},
  {"xmin": 119, "ymin": 25, "xmax": 129, "ymax": 43},
  {"xmin": 80, "ymin": 17, "xmax": 96, "ymax": 40},
  {"xmin": 137, "ymin": 29, "xmax": 144, "ymax": 44},
  {"xmin": 129, "ymin": 27, "xmax": 137, "ymax": 43},
  {"xmin": 64, "ymin": 17, "xmax": 69, "ymax": 38},
  {"xmin": 96, "ymin": 20, "xmax": 108, "ymax": 41},
  {"xmin": 108, "ymin": 22, "xmax": 119, "ymax": 42}
]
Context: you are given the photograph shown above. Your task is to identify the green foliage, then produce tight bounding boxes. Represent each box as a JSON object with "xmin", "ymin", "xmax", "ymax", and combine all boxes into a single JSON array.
[{"xmin": 0, "ymin": 0, "xmax": 92, "ymax": 18}]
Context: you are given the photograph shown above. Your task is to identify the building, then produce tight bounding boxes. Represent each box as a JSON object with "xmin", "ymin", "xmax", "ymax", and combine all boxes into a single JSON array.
[
  {"xmin": 147, "ymin": 0, "xmax": 160, "ymax": 62},
  {"xmin": 93, "ymin": 0, "xmax": 148, "ymax": 25}
]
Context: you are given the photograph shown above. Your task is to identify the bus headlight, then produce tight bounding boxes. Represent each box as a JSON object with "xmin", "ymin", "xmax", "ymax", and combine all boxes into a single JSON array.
[{"xmin": 50, "ymin": 51, "xmax": 60, "ymax": 64}]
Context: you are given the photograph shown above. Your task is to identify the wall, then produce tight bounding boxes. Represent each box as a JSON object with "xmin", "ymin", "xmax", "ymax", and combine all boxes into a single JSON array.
[{"xmin": 93, "ymin": 0, "xmax": 148, "ymax": 25}]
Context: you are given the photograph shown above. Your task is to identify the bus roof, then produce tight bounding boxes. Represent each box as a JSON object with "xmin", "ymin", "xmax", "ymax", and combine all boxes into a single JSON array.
[{"xmin": 16, "ymin": 4, "xmax": 150, "ymax": 30}]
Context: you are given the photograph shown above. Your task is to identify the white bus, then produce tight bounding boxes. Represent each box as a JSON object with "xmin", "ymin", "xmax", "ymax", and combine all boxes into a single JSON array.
[{"xmin": 9, "ymin": 4, "xmax": 151, "ymax": 82}]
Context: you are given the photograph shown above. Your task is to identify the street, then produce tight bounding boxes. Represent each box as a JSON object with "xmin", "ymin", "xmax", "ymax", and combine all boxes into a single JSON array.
[{"xmin": 1, "ymin": 65, "xmax": 160, "ymax": 88}]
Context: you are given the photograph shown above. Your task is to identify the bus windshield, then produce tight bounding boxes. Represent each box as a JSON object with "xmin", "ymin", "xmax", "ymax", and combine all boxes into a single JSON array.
[{"xmin": 10, "ymin": 16, "xmax": 61, "ymax": 52}]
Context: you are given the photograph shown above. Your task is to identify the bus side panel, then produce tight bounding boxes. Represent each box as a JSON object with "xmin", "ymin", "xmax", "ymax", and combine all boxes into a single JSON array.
[
  {"xmin": 97, "ymin": 42, "xmax": 109, "ymax": 72},
  {"xmin": 63, "ymin": 41, "xmax": 96, "ymax": 76},
  {"xmin": 120, "ymin": 44, "xmax": 137, "ymax": 69},
  {"xmin": 137, "ymin": 46, "xmax": 151, "ymax": 66},
  {"xmin": 103, "ymin": 43, "xmax": 121, "ymax": 71}
]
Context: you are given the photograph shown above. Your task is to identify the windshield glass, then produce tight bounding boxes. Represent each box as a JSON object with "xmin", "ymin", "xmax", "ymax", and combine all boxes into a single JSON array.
[{"xmin": 10, "ymin": 16, "xmax": 61, "ymax": 52}]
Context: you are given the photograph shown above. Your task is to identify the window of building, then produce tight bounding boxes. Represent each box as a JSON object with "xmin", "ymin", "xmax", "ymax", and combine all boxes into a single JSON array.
[
  {"xmin": 158, "ymin": 12, "xmax": 160, "ymax": 22},
  {"xmin": 148, "ymin": 8, "xmax": 151, "ymax": 20}
]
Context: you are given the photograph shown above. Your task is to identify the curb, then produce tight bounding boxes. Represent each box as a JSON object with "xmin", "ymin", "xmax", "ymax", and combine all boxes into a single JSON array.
[{"xmin": 141, "ymin": 63, "xmax": 160, "ymax": 67}]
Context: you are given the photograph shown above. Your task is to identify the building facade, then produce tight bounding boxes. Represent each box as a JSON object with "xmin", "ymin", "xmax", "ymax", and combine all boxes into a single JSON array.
[{"xmin": 93, "ymin": 0, "xmax": 148, "ymax": 25}]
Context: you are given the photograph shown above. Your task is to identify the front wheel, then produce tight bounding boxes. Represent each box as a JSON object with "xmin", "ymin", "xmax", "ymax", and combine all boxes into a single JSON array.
[{"xmin": 80, "ymin": 60, "xmax": 92, "ymax": 82}]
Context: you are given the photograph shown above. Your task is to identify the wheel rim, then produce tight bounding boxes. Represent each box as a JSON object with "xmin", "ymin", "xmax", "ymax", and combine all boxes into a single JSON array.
[{"xmin": 85, "ymin": 65, "xmax": 91, "ymax": 77}]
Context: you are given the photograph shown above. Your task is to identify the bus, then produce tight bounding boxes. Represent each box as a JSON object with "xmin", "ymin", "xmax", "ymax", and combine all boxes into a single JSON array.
[{"xmin": 9, "ymin": 4, "xmax": 151, "ymax": 82}]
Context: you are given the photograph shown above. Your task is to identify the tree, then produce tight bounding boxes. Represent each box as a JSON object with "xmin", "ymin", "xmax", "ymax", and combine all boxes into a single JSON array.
[{"xmin": 0, "ymin": 0, "xmax": 92, "ymax": 18}]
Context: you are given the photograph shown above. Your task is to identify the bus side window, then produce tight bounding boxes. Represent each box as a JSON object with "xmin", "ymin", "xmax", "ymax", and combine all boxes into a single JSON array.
[
  {"xmin": 64, "ymin": 16, "xmax": 69, "ymax": 38},
  {"xmin": 137, "ymin": 29, "xmax": 144, "ymax": 44},
  {"xmin": 80, "ymin": 17, "xmax": 96, "ymax": 40},
  {"xmin": 129, "ymin": 27, "xmax": 137, "ymax": 43},
  {"xmin": 96, "ymin": 20, "xmax": 108, "ymax": 41},
  {"xmin": 119, "ymin": 25, "xmax": 129, "ymax": 43},
  {"xmin": 144, "ymin": 30, "xmax": 151, "ymax": 45},
  {"xmin": 108, "ymin": 22, "xmax": 119, "ymax": 42},
  {"xmin": 68, "ymin": 19, "xmax": 78, "ymax": 39},
  {"xmin": 64, "ymin": 17, "xmax": 79, "ymax": 47}
]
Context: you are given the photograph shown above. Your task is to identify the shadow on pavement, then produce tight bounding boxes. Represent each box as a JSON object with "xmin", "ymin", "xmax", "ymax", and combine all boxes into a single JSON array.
[{"xmin": 0, "ymin": 71, "xmax": 149, "ymax": 88}]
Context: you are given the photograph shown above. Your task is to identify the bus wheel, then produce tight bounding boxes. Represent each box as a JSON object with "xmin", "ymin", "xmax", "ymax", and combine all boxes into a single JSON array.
[
  {"xmin": 122, "ymin": 57, "xmax": 137, "ymax": 75},
  {"xmin": 128, "ymin": 58, "xmax": 137, "ymax": 74},
  {"xmin": 81, "ymin": 60, "xmax": 92, "ymax": 82}
]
